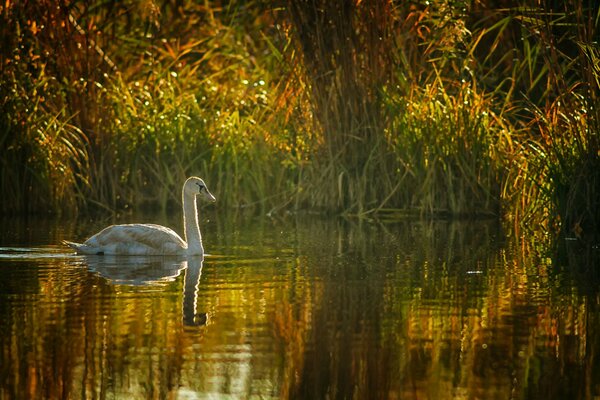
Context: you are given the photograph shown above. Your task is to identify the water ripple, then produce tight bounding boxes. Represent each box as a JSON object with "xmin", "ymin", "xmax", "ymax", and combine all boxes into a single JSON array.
[{"xmin": 0, "ymin": 246, "xmax": 77, "ymax": 260}]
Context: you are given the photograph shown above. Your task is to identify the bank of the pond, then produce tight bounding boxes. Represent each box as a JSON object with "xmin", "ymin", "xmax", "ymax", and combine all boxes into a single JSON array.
[{"xmin": 1, "ymin": 1, "xmax": 598, "ymax": 236}]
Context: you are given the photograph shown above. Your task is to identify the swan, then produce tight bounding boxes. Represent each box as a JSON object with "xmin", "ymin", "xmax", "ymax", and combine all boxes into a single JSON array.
[{"xmin": 65, "ymin": 177, "xmax": 216, "ymax": 256}]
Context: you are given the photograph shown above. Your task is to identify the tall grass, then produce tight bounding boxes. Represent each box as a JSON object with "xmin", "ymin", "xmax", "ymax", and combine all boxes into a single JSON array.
[
  {"xmin": 287, "ymin": 0, "xmax": 504, "ymax": 216},
  {"xmin": 1, "ymin": 0, "xmax": 598, "ymax": 237},
  {"xmin": 1, "ymin": 0, "xmax": 296, "ymax": 214},
  {"xmin": 468, "ymin": 1, "xmax": 600, "ymax": 235},
  {"xmin": 285, "ymin": 0, "xmax": 599, "ymax": 234},
  {"xmin": 286, "ymin": 0, "xmax": 397, "ymax": 213},
  {"xmin": 384, "ymin": 79, "xmax": 505, "ymax": 217},
  {"xmin": 0, "ymin": 1, "xmax": 91, "ymax": 213}
]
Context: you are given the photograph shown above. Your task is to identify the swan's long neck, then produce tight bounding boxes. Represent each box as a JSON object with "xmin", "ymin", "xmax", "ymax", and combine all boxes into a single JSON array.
[{"xmin": 183, "ymin": 191, "xmax": 203, "ymax": 255}]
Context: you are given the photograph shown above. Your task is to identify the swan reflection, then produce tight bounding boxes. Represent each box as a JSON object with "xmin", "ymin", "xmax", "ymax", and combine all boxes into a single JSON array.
[{"xmin": 81, "ymin": 255, "xmax": 207, "ymax": 326}]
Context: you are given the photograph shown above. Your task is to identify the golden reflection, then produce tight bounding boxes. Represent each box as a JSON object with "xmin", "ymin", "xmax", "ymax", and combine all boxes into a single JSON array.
[{"xmin": 0, "ymin": 217, "xmax": 598, "ymax": 399}]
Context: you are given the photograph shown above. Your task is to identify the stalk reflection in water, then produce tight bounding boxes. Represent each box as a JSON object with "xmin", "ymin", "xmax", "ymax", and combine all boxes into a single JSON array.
[{"xmin": 0, "ymin": 215, "xmax": 598, "ymax": 399}]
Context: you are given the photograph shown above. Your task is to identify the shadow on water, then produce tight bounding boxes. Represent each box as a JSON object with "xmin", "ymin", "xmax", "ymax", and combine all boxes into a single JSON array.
[{"xmin": 0, "ymin": 213, "xmax": 599, "ymax": 399}]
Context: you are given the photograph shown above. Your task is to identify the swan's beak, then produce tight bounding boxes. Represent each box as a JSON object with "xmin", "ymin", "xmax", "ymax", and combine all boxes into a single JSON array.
[{"xmin": 205, "ymin": 191, "xmax": 216, "ymax": 202}]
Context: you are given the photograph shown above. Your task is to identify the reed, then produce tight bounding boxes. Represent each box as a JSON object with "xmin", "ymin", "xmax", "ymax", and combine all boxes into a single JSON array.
[
  {"xmin": 469, "ymin": 1, "xmax": 600, "ymax": 235},
  {"xmin": 0, "ymin": 0, "xmax": 92, "ymax": 214},
  {"xmin": 287, "ymin": 0, "xmax": 504, "ymax": 216},
  {"xmin": 286, "ymin": 0, "xmax": 598, "ymax": 233},
  {"xmin": 286, "ymin": 0, "xmax": 398, "ymax": 212},
  {"xmin": 1, "ymin": 0, "xmax": 598, "ymax": 237},
  {"xmin": 384, "ymin": 79, "xmax": 505, "ymax": 217},
  {"xmin": 1, "ymin": 0, "xmax": 294, "ymax": 214}
]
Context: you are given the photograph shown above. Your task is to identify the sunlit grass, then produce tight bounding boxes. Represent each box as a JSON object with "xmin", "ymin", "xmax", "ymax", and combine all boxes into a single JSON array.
[
  {"xmin": 0, "ymin": 0, "xmax": 598, "ymax": 236},
  {"xmin": 383, "ymin": 79, "xmax": 505, "ymax": 216}
]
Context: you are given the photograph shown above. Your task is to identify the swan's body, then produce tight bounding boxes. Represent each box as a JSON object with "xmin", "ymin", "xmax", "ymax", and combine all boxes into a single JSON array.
[{"xmin": 65, "ymin": 177, "xmax": 215, "ymax": 256}]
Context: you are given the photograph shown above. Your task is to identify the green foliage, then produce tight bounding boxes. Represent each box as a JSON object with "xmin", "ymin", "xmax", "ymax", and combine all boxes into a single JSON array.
[
  {"xmin": 0, "ymin": 2, "xmax": 90, "ymax": 213},
  {"xmin": 470, "ymin": 2, "xmax": 600, "ymax": 235},
  {"xmin": 1, "ymin": 0, "xmax": 296, "ymax": 214},
  {"xmin": 0, "ymin": 0, "xmax": 598, "ymax": 236},
  {"xmin": 385, "ymin": 80, "xmax": 504, "ymax": 216}
]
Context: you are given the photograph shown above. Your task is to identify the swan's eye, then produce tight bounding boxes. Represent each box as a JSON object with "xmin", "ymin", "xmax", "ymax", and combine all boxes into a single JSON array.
[{"xmin": 196, "ymin": 183, "xmax": 204, "ymax": 192}]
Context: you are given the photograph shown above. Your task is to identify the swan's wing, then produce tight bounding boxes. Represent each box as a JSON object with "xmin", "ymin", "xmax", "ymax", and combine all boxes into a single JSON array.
[{"xmin": 84, "ymin": 224, "xmax": 186, "ymax": 255}]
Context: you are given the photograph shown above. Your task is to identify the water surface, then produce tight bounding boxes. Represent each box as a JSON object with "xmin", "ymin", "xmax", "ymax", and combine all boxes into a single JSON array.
[{"xmin": 0, "ymin": 213, "xmax": 599, "ymax": 399}]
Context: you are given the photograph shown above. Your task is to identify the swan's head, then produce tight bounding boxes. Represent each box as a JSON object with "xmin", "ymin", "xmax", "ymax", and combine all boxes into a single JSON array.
[{"xmin": 184, "ymin": 177, "xmax": 216, "ymax": 202}]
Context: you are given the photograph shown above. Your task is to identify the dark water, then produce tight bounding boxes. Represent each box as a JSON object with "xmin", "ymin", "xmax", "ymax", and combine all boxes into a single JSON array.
[{"xmin": 0, "ymin": 212, "xmax": 599, "ymax": 399}]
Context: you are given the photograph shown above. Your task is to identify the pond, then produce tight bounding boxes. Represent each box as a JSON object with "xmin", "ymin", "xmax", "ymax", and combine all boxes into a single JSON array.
[{"xmin": 0, "ymin": 212, "xmax": 599, "ymax": 399}]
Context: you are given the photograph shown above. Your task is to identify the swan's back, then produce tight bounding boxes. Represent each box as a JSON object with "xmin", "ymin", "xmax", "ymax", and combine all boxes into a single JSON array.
[{"xmin": 66, "ymin": 224, "xmax": 187, "ymax": 255}]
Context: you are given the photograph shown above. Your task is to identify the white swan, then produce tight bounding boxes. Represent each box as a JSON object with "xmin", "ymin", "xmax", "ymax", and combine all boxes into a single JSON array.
[{"xmin": 65, "ymin": 177, "xmax": 216, "ymax": 256}]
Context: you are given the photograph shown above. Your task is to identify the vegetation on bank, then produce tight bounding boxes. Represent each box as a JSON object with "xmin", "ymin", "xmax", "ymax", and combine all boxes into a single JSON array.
[{"xmin": 1, "ymin": 0, "xmax": 598, "ymax": 236}]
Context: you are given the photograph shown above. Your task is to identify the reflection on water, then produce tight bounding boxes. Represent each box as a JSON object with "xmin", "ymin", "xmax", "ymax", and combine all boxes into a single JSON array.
[
  {"xmin": 0, "ymin": 214, "xmax": 599, "ymax": 399},
  {"xmin": 83, "ymin": 254, "xmax": 189, "ymax": 285},
  {"xmin": 83, "ymin": 254, "xmax": 207, "ymax": 326}
]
